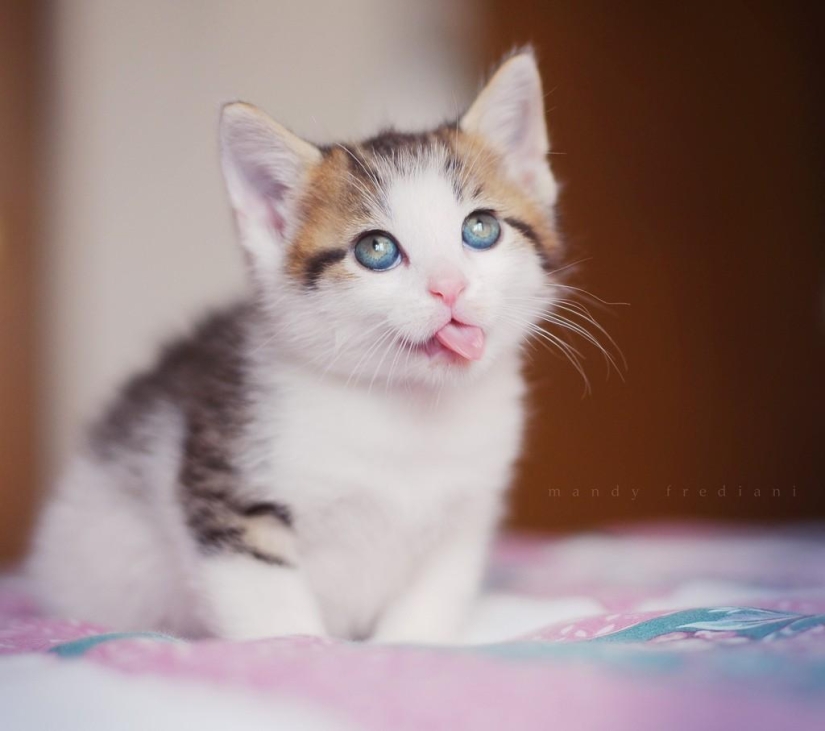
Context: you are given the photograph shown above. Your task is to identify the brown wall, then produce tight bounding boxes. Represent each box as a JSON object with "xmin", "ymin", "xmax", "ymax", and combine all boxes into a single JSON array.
[
  {"xmin": 0, "ymin": 2, "xmax": 43, "ymax": 562},
  {"xmin": 485, "ymin": 2, "xmax": 825, "ymax": 531}
]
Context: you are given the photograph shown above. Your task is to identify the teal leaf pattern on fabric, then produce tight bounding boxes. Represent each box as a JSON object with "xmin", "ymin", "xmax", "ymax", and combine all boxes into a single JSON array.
[
  {"xmin": 589, "ymin": 607, "xmax": 825, "ymax": 643},
  {"xmin": 472, "ymin": 636, "xmax": 825, "ymax": 695},
  {"xmin": 49, "ymin": 631, "xmax": 179, "ymax": 657}
]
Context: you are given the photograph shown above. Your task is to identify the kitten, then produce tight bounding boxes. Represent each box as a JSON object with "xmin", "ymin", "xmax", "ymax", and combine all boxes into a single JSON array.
[{"xmin": 29, "ymin": 50, "xmax": 562, "ymax": 642}]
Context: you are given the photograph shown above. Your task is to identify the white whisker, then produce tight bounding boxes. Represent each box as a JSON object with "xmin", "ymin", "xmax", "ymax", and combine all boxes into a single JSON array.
[{"xmin": 369, "ymin": 331, "xmax": 398, "ymax": 394}]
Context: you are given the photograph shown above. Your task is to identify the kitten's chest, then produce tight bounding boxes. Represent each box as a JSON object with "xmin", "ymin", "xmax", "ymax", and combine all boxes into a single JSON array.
[
  {"xmin": 258, "ymin": 368, "xmax": 525, "ymax": 636},
  {"xmin": 268, "ymin": 372, "xmax": 523, "ymax": 515}
]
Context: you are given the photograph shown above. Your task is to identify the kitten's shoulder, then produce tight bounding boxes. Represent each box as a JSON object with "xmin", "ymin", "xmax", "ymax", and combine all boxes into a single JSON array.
[{"xmin": 87, "ymin": 300, "xmax": 254, "ymax": 459}]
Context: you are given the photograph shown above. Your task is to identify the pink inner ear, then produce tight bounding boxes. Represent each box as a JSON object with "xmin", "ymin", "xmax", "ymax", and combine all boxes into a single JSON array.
[
  {"xmin": 237, "ymin": 155, "xmax": 292, "ymax": 236},
  {"xmin": 267, "ymin": 203, "xmax": 287, "ymax": 237},
  {"xmin": 506, "ymin": 98, "xmax": 532, "ymax": 149},
  {"xmin": 257, "ymin": 180, "xmax": 289, "ymax": 236},
  {"xmin": 520, "ymin": 168, "xmax": 537, "ymax": 190}
]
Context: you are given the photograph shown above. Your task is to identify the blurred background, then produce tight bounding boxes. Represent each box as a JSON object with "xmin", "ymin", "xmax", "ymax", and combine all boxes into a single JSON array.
[{"xmin": 1, "ymin": 1, "xmax": 823, "ymax": 563}]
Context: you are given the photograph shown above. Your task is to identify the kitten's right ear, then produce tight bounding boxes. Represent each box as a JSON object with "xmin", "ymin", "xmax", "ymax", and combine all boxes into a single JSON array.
[
  {"xmin": 220, "ymin": 103, "xmax": 321, "ymax": 268},
  {"xmin": 461, "ymin": 50, "xmax": 557, "ymax": 206}
]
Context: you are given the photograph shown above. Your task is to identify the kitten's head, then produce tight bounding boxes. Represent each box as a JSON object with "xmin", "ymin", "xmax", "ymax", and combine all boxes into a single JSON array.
[{"xmin": 220, "ymin": 50, "xmax": 562, "ymax": 388}]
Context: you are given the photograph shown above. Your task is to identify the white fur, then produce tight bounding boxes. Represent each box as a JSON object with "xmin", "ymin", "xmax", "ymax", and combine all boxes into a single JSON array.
[
  {"xmin": 29, "ymin": 405, "xmax": 202, "ymax": 635},
  {"xmin": 30, "ymin": 53, "xmax": 557, "ymax": 643}
]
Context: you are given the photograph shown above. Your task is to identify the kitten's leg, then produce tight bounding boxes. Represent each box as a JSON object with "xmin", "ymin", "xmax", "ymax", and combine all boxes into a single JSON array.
[
  {"xmin": 197, "ymin": 508, "xmax": 325, "ymax": 640},
  {"xmin": 201, "ymin": 556, "xmax": 324, "ymax": 640},
  {"xmin": 372, "ymin": 501, "xmax": 498, "ymax": 645}
]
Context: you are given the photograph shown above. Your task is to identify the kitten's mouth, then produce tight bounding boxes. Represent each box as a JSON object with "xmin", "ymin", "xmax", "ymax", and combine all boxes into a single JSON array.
[{"xmin": 414, "ymin": 320, "xmax": 486, "ymax": 362}]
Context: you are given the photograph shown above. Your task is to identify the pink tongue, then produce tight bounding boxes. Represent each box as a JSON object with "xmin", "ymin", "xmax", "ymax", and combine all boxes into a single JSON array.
[{"xmin": 435, "ymin": 322, "xmax": 486, "ymax": 361}]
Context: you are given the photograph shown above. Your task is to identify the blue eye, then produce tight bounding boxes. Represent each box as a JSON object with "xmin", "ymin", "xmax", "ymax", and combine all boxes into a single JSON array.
[
  {"xmin": 354, "ymin": 232, "xmax": 401, "ymax": 271},
  {"xmin": 462, "ymin": 211, "xmax": 501, "ymax": 250}
]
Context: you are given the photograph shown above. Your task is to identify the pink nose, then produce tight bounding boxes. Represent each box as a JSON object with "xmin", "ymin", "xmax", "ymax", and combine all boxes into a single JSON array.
[{"xmin": 428, "ymin": 274, "xmax": 467, "ymax": 307}]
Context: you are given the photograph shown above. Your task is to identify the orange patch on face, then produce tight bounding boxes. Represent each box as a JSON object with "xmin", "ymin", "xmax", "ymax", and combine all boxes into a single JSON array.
[{"xmin": 286, "ymin": 147, "xmax": 370, "ymax": 287}]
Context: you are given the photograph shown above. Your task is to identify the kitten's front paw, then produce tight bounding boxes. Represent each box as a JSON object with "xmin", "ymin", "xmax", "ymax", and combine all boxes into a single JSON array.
[
  {"xmin": 202, "ymin": 553, "xmax": 326, "ymax": 641},
  {"xmin": 371, "ymin": 611, "xmax": 461, "ymax": 646},
  {"xmin": 218, "ymin": 615, "xmax": 325, "ymax": 642}
]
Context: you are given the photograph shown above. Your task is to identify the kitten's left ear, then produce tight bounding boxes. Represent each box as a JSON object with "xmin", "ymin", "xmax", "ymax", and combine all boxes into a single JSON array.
[
  {"xmin": 461, "ymin": 50, "xmax": 557, "ymax": 206},
  {"xmin": 220, "ymin": 102, "xmax": 321, "ymax": 270}
]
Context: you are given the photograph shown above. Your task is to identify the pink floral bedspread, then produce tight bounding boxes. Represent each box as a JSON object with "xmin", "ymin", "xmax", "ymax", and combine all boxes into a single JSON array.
[{"xmin": 2, "ymin": 523, "xmax": 825, "ymax": 730}]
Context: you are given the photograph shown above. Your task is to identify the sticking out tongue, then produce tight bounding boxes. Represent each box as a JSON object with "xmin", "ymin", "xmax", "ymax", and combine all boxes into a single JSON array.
[{"xmin": 435, "ymin": 321, "xmax": 486, "ymax": 361}]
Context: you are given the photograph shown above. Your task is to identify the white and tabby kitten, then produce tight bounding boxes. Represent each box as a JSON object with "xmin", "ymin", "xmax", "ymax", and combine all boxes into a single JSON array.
[{"xmin": 29, "ymin": 51, "xmax": 562, "ymax": 642}]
